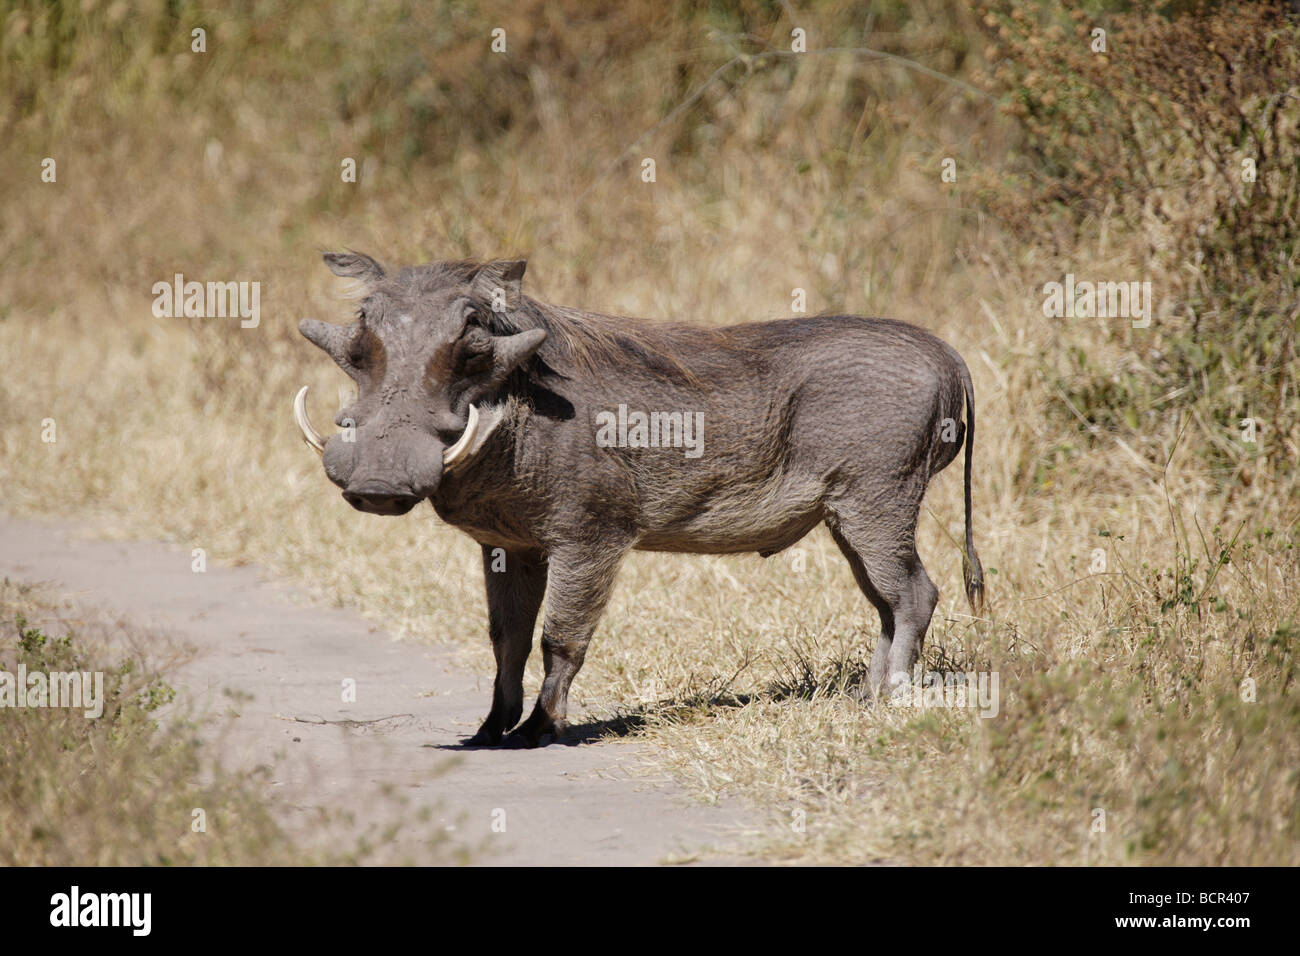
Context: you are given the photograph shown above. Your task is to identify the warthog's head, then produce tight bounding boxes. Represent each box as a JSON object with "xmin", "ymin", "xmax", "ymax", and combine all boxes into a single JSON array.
[{"xmin": 294, "ymin": 252, "xmax": 546, "ymax": 515}]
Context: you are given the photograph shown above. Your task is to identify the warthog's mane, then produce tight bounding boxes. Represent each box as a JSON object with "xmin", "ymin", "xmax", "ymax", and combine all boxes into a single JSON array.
[{"xmin": 407, "ymin": 259, "xmax": 744, "ymax": 387}]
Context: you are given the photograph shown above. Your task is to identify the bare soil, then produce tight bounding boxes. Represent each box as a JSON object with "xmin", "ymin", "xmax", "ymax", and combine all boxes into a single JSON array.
[{"xmin": 0, "ymin": 515, "xmax": 751, "ymax": 865}]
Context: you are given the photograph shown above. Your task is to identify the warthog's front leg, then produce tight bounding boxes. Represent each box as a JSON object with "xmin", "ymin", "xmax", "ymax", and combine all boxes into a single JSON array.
[
  {"xmin": 506, "ymin": 544, "xmax": 628, "ymax": 748},
  {"xmin": 466, "ymin": 546, "xmax": 547, "ymax": 746}
]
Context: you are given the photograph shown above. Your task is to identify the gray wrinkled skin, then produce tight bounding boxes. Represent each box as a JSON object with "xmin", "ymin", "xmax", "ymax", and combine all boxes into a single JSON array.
[{"xmin": 299, "ymin": 252, "xmax": 984, "ymax": 747}]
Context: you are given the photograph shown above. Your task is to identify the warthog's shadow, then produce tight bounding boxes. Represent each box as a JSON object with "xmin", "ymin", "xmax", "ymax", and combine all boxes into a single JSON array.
[
  {"xmin": 432, "ymin": 689, "xmax": 762, "ymax": 750},
  {"xmin": 438, "ymin": 640, "xmax": 941, "ymax": 749},
  {"xmin": 440, "ymin": 690, "xmax": 764, "ymax": 750}
]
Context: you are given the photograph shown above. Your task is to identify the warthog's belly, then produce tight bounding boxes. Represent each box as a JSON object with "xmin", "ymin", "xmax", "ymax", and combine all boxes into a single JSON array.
[
  {"xmin": 633, "ymin": 492, "xmax": 824, "ymax": 556},
  {"xmin": 634, "ymin": 515, "xmax": 822, "ymax": 556}
]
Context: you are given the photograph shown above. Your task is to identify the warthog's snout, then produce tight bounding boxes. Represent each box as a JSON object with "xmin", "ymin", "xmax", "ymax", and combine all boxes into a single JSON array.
[
  {"xmin": 341, "ymin": 482, "xmax": 423, "ymax": 516},
  {"xmin": 294, "ymin": 385, "xmax": 499, "ymax": 516}
]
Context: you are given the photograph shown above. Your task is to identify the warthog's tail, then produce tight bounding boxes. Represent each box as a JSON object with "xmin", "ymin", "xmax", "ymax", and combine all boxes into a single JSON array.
[{"xmin": 958, "ymin": 358, "xmax": 985, "ymax": 615}]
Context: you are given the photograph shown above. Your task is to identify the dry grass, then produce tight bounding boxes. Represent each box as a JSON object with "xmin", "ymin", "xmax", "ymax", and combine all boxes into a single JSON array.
[{"xmin": 1, "ymin": 0, "xmax": 1296, "ymax": 864}]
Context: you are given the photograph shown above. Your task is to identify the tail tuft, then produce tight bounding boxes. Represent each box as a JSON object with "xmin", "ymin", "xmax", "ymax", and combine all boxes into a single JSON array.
[{"xmin": 963, "ymin": 547, "xmax": 985, "ymax": 616}]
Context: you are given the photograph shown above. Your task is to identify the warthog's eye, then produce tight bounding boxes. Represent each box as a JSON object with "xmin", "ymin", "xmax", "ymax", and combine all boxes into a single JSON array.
[
  {"xmin": 347, "ymin": 327, "xmax": 381, "ymax": 371},
  {"xmin": 455, "ymin": 327, "xmax": 494, "ymax": 376},
  {"xmin": 348, "ymin": 338, "xmax": 367, "ymax": 367}
]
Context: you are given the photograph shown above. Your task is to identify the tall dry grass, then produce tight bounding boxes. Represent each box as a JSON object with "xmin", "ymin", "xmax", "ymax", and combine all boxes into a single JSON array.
[{"xmin": 1, "ymin": 0, "xmax": 1296, "ymax": 863}]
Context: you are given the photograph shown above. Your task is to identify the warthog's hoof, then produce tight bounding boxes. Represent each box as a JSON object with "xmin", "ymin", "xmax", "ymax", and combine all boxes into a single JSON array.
[
  {"xmin": 853, "ymin": 673, "xmax": 911, "ymax": 707},
  {"xmin": 852, "ymin": 683, "xmax": 877, "ymax": 706},
  {"xmin": 465, "ymin": 705, "xmax": 525, "ymax": 746},
  {"xmin": 502, "ymin": 730, "xmax": 543, "ymax": 749},
  {"xmin": 464, "ymin": 725, "xmax": 504, "ymax": 747},
  {"xmin": 503, "ymin": 713, "xmax": 563, "ymax": 748}
]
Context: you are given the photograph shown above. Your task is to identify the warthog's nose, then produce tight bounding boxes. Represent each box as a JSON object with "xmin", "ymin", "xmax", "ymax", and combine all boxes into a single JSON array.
[{"xmin": 342, "ymin": 482, "xmax": 423, "ymax": 516}]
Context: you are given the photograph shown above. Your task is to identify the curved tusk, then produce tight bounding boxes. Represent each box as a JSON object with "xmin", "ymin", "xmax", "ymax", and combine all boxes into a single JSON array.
[
  {"xmin": 442, "ymin": 404, "xmax": 480, "ymax": 471},
  {"xmin": 293, "ymin": 386, "xmax": 326, "ymax": 456}
]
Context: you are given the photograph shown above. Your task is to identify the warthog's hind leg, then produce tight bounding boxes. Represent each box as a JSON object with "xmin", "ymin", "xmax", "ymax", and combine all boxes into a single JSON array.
[
  {"xmin": 828, "ymin": 526, "xmax": 895, "ymax": 700},
  {"xmin": 826, "ymin": 495, "xmax": 938, "ymax": 702},
  {"xmin": 466, "ymin": 547, "xmax": 547, "ymax": 746}
]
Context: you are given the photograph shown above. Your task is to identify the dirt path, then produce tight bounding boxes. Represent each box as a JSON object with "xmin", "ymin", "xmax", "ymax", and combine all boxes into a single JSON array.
[{"xmin": 0, "ymin": 515, "xmax": 751, "ymax": 865}]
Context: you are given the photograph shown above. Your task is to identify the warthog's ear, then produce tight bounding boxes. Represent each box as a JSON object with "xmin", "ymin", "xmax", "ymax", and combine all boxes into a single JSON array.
[
  {"xmin": 472, "ymin": 259, "xmax": 527, "ymax": 313},
  {"xmin": 323, "ymin": 252, "xmax": 386, "ymax": 282},
  {"xmin": 491, "ymin": 328, "xmax": 546, "ymax": 377}
]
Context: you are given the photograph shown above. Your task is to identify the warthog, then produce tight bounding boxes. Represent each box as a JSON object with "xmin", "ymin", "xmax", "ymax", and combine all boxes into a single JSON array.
[{"xmin": 295, "ymin": 253, "xmax": 983, "ymax": 747}]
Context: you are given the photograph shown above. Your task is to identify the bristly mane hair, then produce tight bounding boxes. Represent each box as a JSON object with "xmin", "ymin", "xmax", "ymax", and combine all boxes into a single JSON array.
[{"xmin": 402, "ymin": 259, "xmax": 741, "ymax": 387}]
